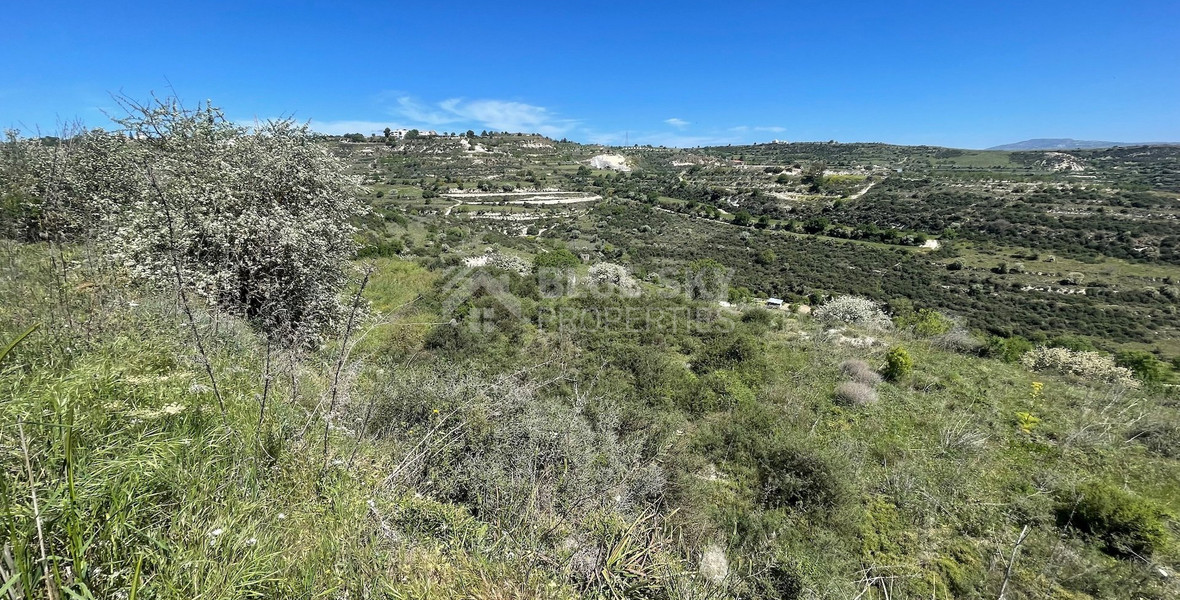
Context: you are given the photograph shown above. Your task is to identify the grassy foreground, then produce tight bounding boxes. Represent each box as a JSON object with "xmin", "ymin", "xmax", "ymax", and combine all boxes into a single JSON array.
[{"xmin": 2, "ymin": 241, "xmax": 1178, "ymax": 599}]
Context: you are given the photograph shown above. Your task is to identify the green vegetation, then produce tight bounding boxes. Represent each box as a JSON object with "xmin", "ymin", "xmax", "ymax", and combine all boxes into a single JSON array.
[
  {"xmin": 882, "ymin": 346, "xmax": 913, "ymax": 381},
  {"xmin": 2, "ymin": 107, "xmax": 1179, "ymax": 598}
]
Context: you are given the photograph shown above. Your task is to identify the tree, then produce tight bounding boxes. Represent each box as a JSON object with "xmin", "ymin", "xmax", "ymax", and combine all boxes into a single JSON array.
[
  {"xmin": 802, "ymin": 163, "xmax": 826, "ymax": 193},
  {"xmin": 732, "ymin": 210, "xmax": 753, "ymax": 227},
  {"xmin": 405, "ymin": 129, "xmax": 420, "ymax": 140},
  {"xmin": 383, "ymin": 127, "xmax": 392, "ymax": 139},
  {"xmin": 803, "ymin": 217, "xmax": 830, "ymax": 234}
]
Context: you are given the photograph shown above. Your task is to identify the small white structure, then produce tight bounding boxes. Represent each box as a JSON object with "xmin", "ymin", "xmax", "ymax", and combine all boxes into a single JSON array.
[{"xmin": 766, "ymin": 298, "xmax": 784, "ymax": 309}]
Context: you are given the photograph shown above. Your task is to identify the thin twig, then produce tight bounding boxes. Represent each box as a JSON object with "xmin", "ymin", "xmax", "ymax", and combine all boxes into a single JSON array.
[
  {"xmin": 257, "ymin": 336, "xmax": 273, "ymax": 446},
  {"xmin": 18, "ymin": 423, "xmax": 57, "ymax": 600},
  {"xmin": 998, "ymin": 525, "xmax": 1030, "ymax": 600},
  {"xmin": 144, "ymin": 163, "xmax": 226, "ymax": 416},
  {"xmin": 322, "ymin": 267, "xmax": 372, "ymax": 472}
]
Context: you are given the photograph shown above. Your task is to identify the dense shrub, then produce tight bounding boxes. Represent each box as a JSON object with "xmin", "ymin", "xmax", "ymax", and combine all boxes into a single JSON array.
[
  {"xmin": 882, "ymin": 346, "xmax": 913, "ymax": 382},
  {"xmin": 693, "ymin": 331, "xmax": 764, "ymax": 375},
  {"xmin": 1021, "ymin": 346, "xmax": 1139, "ymax": 387},
  {"xmin": 1129, "ymin": 421, "xmax": 1180, "ymax": 458},
  {"xmin": 894, "ymin": 308, "xmax": 953, "ymax": 336},
  {"xmin": 586, "ymin": 262, "xmax": 639, "ymax": 294},
  {"xmin": 834, "ymin": 381, "xmax": 878, "ymax": 406},
  {"xmin": 8, "ymin": 100, "xmax": 364, "ymax": 344},
  {"xmin": 533, "ymin": 247, "xmax": 580, "ymax": 270},
  {"xmin": 1114, "ymin": 350, "xmax": 1168, "ymax": 382},
  {"xmin": 759, "ymin": 444, "xmax": 847, "ymax": 511},
  {"xmin": 813, "ymin": 296, "xmax": 892, "ymax": 330},
  {"xmin": 740, "ymin": 307, "xmax": 776, "ymax": 326},
  {"xmin": 984, "ymin": 335, "xmax": 1033, "ymax": 363},
  {"xmin": 369, "ymin": 368, "xmax": 661, "ymax": 523},
  {"xmin": 688, "ymin": 370, "xmax": 757, "ymax": 414},
  {"xmin": 757, "ymin": 560, "xmax": 806, "ymax": 600},
  {"xmin": 1057, "ymin": 483, "xmax": 1168, "ymax": 557},
  {"xmin": 1048, "ymin": 335, "xmax": 1097, "ymax": 352}
]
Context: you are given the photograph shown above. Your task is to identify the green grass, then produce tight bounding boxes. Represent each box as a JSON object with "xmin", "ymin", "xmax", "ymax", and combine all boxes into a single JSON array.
[{"xmin": 4, "ymin": 235, "xmax": 1179, "ymax": 599}]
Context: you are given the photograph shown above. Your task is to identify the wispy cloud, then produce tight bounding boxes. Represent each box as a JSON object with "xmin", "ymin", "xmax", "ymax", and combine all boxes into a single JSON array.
[
  {"xmin": 730, "ymin": 125, "xmax": 786, "ymax": 134},
  {"xmin": 389, "ymin": 96, "xmax": 577, "ymax": 137},
  {"xmin": 664, "ymin": 117, "xmax": 689, "ymax": 128}
]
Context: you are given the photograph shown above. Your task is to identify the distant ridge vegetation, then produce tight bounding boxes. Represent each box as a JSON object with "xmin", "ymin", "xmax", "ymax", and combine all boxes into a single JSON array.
[{"xmin": 988, "ymin": 138, "xmax": 1178, "ymax": 151}]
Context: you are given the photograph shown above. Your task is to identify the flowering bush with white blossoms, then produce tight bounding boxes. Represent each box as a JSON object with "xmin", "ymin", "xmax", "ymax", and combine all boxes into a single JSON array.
[
  {"xmin": 6, "ymin": 98, "xmax": 365, "ymax": 345},
  {"xmin": 813, "ymin": 296, "xmax": 893, "ymax": 330},
  {"xmin": 586, "ymin": 262, "xmax": 639, "ymax": 295},
  {"xmin": 1020, "ymin": 346, "xmax": 1139, "ymax": 388}
]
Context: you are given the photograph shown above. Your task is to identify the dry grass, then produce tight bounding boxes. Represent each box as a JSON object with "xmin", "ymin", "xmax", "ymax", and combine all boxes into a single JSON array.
[
  {"xmin": 834, "ymin": 381, "xmax": 879, "ymax": 406},
  {"xmin": 839, "ymin": 359, "xmax": 882, "ymax": 386}
]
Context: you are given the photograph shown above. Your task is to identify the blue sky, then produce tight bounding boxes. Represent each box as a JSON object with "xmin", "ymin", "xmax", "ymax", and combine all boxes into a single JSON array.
[{"xmin": 2, "ymin": 0, "xmax": 1177, "ymax": 148}]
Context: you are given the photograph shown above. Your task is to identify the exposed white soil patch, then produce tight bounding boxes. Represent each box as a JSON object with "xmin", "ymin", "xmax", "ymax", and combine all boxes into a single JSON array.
[
  {"xmin": 443, "ymin": 190, "xmax": 581, "ymax": 198},
  {"xmin": 1041, "ymin": 152, "xmax": 1087, "ymax": 172},
  {"xmin": 589, "ymin": 154, "xmax": 632, "ymax": 172},
  {"xmin": 443, "ymin": 190, "xmax": 601, "ymax": 206}
]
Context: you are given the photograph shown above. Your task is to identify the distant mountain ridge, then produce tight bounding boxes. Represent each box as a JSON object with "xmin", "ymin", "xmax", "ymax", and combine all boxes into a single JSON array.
[{"xmin": 987, "ymin": 138, "xmax": 1177, "ymax": 151}]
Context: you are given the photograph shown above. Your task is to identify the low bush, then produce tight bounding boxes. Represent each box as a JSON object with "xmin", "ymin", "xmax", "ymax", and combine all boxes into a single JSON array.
[
  {"xmin": 11, "ymin": 100, "xmax": 366, "ymax": 344},
  {"xmin": 533, "ymin": 247, "xmax": 580, "ymax": 270},
  {"xmin": 1021, "ymin": 346, "xmax": 1139, "ymax": 387},
  {"xmin": 839, "ymin": 359, "xmax": 882, "ymax": 385},
  {"xmin": 882, "ymin": 346, "xmax": 913, "ymax": 382},
  {"xmin": 1114, "ymin": 349, "xmax": 1168, "ymax": 383},
  {"xmin": 894, "ymin": 308, "xmax": 953, "ymax": 337},
  {"xmin": 1057, "ymin": 483, "xmax": 1168, "ymax": 557},
  {"xmin": 984, "ymin": 335, "xmax": 1033, "ymax": 363},
  {"xmin": 586, "ymin": 262, "xmax": 639, "ymax": 294},
  {"xmin": 813, "ymin": 296, "xmax": 892, "ymax": 330},
  {"xmin": 1129, "ymin": 421, "xmax": 1180, "ymax": 458},
  {"xmin": 932, "ymin": 327, "xmax": 983, "ymax": 355},
  {"xmin": 758, "ymin": 441, "xmax": 848, "ymax": 512},
  {"xmin": 740, "ymin": 307, "xmax": 775, "ymax": 326},
  {"xmin": 834, "ymin": 381, "xmax": 878, "ymax": 406}
]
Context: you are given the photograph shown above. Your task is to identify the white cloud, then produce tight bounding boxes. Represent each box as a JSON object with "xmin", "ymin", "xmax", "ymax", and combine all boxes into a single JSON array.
[
  {"xmin": 390, "ymin": 96, "xmax": 576, "ymax": 137},
  {"xmin": 394, "ymin": 97, "xmax": 459, "ymax": 125},
  {"xmin": 730, "ymin": 125, "xmax": 786, "ymax": 134},
  {"xmin": 664, "ymin": 118, "xmax": 689, "ymax": 128}
]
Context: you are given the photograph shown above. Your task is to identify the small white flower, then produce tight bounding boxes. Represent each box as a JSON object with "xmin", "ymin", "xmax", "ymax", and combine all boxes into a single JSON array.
[
  {"xmin": 276, "ymin": 513, "xmax": 287, "ymax": 520},
  {"xmin": 245, "ymin": 537, "xmax": 257, "ymax": 546},
  {"xmin": 209, "ymin": 528, "xmax": 223, "ymax": 537}
]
